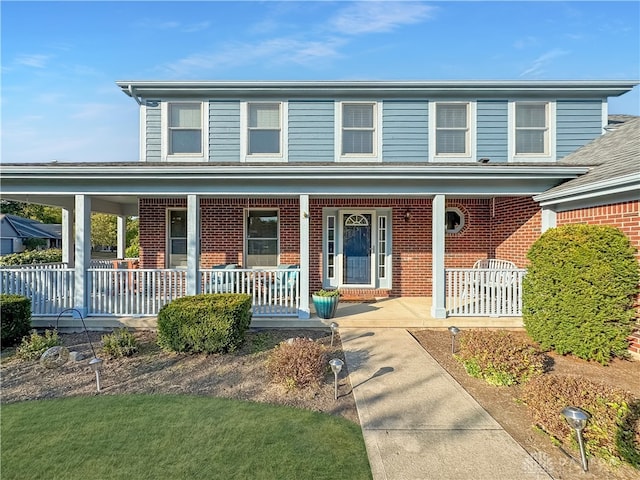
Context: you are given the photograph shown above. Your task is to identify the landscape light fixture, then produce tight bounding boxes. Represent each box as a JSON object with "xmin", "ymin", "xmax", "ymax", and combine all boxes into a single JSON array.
[
  {"xmin": 329, "ymin": 358, "xmax": 344, "ymax": 400},
  {"xmin": 448, "ymin": 326, "xmax": 460, "ymax": 354},
  {"xmin": 330, "ymin": 322, "xmax": 339, "ymax": 347},
  {"xmin": 561, "ymin": 406, "xmax": 590, "ymax": 472}
]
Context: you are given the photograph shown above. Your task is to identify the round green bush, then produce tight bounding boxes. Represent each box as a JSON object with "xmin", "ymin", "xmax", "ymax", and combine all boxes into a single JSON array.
[
  {"xmin": 0, "ymin": 294, "xmax": 32, "ymax": 347},
  {"xmin": 157, "ymin": 294, "xmax": 252, "ymax": 354},
  {"xmin": 523, "ymin": 224, "xmax": 639, "ymax": 364}
]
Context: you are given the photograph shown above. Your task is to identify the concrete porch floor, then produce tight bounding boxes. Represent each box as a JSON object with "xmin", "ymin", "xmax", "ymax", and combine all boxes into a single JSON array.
[{"xmin": 35, "ymin": 297, "xmax": 525, "ymax": 331}]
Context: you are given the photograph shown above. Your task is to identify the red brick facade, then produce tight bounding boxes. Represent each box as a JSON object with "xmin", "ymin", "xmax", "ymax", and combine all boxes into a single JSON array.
[{"xmin": 139, "ymin": 195, "xmax": 540, "ymax": 297}]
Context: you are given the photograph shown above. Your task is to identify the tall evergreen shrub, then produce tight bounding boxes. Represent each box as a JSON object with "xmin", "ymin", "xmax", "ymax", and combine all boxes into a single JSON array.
[
  {"xmin": 523, "ymin": 224, "xmax": 639, "ymax": 364},
  {"xmin": 0, "ymin": 294, "xmax": 32, "ymax": 346}
]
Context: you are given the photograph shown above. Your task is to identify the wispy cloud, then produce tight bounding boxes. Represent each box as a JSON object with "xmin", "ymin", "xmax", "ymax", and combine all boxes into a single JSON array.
[
  {"xmin": 162, "ymin": 37, "xmax": 346, "ymax": 77},
  {"xmin": 15, "ymin": 54, "xmax": 53, "ymax": 69},
  {"xmin": 513, "ymin": 36, "xmax": 539, "ymax": 49},
  {"xmin": 519, "ymin": 48, "xmax": 570, "ymax": 77},
  {"xmin": 135, "ymin": 18, "xmax": 210, "ymax": 33},
  {"xmin": 329, "ymin": 1, "xmax": 435, "ymax": 35}
]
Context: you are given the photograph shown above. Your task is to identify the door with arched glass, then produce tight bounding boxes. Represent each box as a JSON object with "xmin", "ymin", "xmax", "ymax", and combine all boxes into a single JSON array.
[{"xmin": 342, "ymin": 213, "xmax": 373, "ymax": 286}]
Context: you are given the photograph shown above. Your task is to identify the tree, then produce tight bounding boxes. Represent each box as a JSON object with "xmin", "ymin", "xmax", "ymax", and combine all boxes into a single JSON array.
[
  {"xmin": 0, "ymin": 200, "xmax": 62, "ymax": 224},
  {"xmin": 91, "ymin": 213, "xmax": 117, "ymax": 249}
]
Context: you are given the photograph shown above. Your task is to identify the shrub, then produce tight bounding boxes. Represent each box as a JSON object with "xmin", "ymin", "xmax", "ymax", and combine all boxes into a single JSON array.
[
  {"xmin": 523, "ymin": 224, "xmax": 640, "ymax": 365},
  {"xmin": 16, "ymin": 329, "xmax": 61, "ymax": 360},
  {"xmin": 0, "ymin": 249, "xmax": 63, "ymax": 266},
  {"xmin": 101, "ymin": 328, "xmax": 139, "ymax": 358},
  {"xmin": 521, "ymin": 375, "xmax": 640, "ymax": 468},
  {"xmin": 0, "ymin": 294, "xmax": 32, "ymax": 347},
  {"xmin": 455, "ymin": 329, "xmax": 546, "ymax": 386},
  {"xmin": 157, "ymin": 293, "xmax": 252, "ymax": 354},
  {"xmin": 266, "ymin": 338, "xmax": 329, "ymax": 389}
]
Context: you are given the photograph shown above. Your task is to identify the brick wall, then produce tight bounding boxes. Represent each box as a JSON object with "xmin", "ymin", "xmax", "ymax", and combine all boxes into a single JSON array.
[{"xmin": 139, "ymin": 196, "xmax": 542, "ymax": 296}]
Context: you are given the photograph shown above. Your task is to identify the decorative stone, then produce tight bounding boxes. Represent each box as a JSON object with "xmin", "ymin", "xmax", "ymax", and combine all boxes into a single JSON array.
[{"xmin": 69, "ymin": 351, "xmax": 85, "ymax": 362}]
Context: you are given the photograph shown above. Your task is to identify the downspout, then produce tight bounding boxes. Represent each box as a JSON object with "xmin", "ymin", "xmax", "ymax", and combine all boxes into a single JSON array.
[{"xmin": 127, "ymin": 85, "xmax": 142, "ymax": 105}]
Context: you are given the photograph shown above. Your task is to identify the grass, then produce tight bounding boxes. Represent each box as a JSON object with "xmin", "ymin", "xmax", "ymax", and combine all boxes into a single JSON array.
[{"xmin": 2, "ymin": 395, "xmax": 372, "ymax": 480}]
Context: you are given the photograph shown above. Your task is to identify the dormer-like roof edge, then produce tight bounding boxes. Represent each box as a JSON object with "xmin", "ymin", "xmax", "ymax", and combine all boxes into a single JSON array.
[{"xmin": 116, "ymin": 80, "xmax": 638, "ymax": 100}]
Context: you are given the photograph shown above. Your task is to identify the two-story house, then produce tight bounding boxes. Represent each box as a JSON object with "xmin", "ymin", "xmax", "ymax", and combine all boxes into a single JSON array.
[{"xmin": 1, "ymin": 80, "xmax": 638, "ymax": 324}]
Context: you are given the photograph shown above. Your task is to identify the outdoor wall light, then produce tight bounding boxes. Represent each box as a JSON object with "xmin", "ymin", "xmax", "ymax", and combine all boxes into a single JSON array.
[
  {"xmin": 329, "ymin": 358, "xmax": 344, "ymax": 400},
  {"xmin": 448, "ymin": 326, "xmax": 460, "ymax": 354},
  {"xmin": 404, "ymin": 209, "xmax": 412, "ymax": 222},
  {"xmin": 561, "ymin": 406, "xmax": 590, "ymax": 472},
  {"xmin": 330, "ymin": 322, "xmax": 339, "ymax": 347}
]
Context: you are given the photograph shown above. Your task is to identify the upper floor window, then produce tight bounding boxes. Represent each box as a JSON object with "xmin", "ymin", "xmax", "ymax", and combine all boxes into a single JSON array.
[
  {"xmin": 248, "ymin": 103, "xmax": 281, "ymax": 155},
  {"xmin": 435, "ymin": 103, "xmax": 468, "ymax": 155},
  {"xmin": 342, "ymin": 103, "xmax": 375, "ymax": 155},
  {"xmin": 515, "ymin": 103, "xmax": 548, "ymax": 154},
  {"xmin": 169, "ymin": 103, "xmax": 202, "ymax": 155},
  {"xmin": 246, "ymin": 209, "xmax": 279, "ymax": 268}
]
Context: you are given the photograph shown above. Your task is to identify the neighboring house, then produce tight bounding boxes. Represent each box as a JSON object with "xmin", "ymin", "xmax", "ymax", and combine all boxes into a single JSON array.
[
  {"xmin": 1, "ymin": 80, "xmax": 638, "ymax": 322},
  {"xmin": 0, "ymin": 214, "xmax": 61, "ymax": 255}
]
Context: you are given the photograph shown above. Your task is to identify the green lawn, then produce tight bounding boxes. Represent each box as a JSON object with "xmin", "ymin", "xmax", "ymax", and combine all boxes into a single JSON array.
[{"xmin": 1, "ymin": 395, "xmax": 372, "ymax": 480}]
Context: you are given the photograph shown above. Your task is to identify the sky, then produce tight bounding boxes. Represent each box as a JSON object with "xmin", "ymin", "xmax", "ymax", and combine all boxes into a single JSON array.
[{"xmin": 1, "ymin": 1, "xmax": 639, "ymax": 163}]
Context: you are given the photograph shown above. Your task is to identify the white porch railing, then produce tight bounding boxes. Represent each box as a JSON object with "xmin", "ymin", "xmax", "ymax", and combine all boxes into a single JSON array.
[
  {"xmin": 88, "ymin": 269, "xmax": 187, "ymax": 316},
  {"xmin": 446, "ymin": 268, "xmax": 526, "ymax": 316},
  {"xmin": 0, "ymin": 268, "xmax": 75, "ymax": 315}
]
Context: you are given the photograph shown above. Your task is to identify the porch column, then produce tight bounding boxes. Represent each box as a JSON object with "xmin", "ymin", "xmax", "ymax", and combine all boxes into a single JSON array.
[
  {"xmin": 431, "ymin": 194, "xmax": 447, "ymax": 318},
  {"xmin": 186, "ymin": 194, "xmax": 200, "ymax": 296},
  {"xmin": 61, "ymin": 207, "xmax": 74, "ymax": 267},
  {"xmin": 299, "ymin": 194, "xmax": 310, "ymax": 319},
  {"xmin": 73, "ymin": 195, "xmax": 91, "ymax": 316},
  {"xmin": 540, "ymin": 207, "xmax": 557, "ymax": 233},
  {"xmin": 116, "ymin": 215, "xmax": 127, "ymax": 259}
]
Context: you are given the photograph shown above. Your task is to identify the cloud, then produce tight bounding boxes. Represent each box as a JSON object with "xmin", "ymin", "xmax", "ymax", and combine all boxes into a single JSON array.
[
  {"xmin": 162, "ymin": 37, "xmax": 346, "ymax": 77},
  {"xmin": 513, "ymin": 36, "xmax": 539, "ymax": 49},
  {"xmin": 329, "ymin": 1, "xmax": 435, "ymax": 35},
  {"xmin": 135, "ymin": 18, "xmax": 210, "ymax": 33},
  {"xmin": 15, "ymin": 54, "xmax": 53, "ymax": 69},
  {"xmin": 519, "ymin": 49, "xmax": 570, "ymax": 77}
]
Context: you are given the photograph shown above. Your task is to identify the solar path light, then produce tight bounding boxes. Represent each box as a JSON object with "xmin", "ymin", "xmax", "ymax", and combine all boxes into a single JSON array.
[
  {"xmin": 448, "ymin": 326, "xmax": 460, "ymax": 354},
  {"xmin": 561, "ymin": 406, "xmax": 590, "ymax": 472},
  {"xmin": 329, "ymin": 358, "xmax": 344, "ymax": 400},
  {"xmin": 330, "ymin": 322, "xmax": 339, "ymax": 347}
]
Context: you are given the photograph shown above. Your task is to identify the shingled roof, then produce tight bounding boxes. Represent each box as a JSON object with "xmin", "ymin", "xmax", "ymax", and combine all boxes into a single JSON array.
[{"xmin": 536, "ymin": 117, "xmax": 639, "ymax": 200}]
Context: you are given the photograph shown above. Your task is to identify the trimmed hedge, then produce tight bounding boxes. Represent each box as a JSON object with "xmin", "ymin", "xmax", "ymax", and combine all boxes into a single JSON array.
[
  {"xmin": 0, "ymin": 294, "xmax": 32, "ymax": 347},
  {"xmin": 521, "ymin": 375, "xmax": 640, "ymax": 468},
  {"xmin": 455, "ymin": 329, "xmax": 547, "ymax": 386},
  {"xmin": 157, "ymin": 294, "xmax": 252, "ymax": 354},
  {"xmin": 523, "ymin": 224, "xmax": 640, "ymax": 364},
  {"xmin": 0, "ymin": 249, "xmax": 63, "ymax": 266}
]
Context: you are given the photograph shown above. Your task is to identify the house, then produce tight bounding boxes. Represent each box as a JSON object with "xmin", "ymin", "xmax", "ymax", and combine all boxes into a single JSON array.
[
  {"xmin": 1, "ymin": 80, "xmax": 638, "ymax": 324},
  {"xmin": 0, "ymin": 214, "xmax": 61, "ymax": 255}
]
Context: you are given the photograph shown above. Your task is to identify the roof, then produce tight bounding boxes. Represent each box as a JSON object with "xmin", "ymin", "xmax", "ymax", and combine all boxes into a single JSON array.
[
  {"xmin": 0, "ymin": 214, "xmax": 60, "ymax": 239},
  {"xmin": 116, "ymin": 80, "xmax": 638, "ymax": 101},
  {"xmin": 534, "ymin": 117, "xmax": 640, "ymax": 205}
]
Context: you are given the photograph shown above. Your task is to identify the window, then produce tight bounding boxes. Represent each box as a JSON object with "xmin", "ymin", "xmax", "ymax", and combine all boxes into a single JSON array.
[
  {"xmin": 342, "ymin": 103, "xmax": 375, "ymax": 155},
  {"xmin": 246, "ymin": 210, "xmax": 279, "ymax": 268},
  {"xmin": 168, "ymin": 209, "xmax": 187, "ymax": 268},
  {"xmin": 248, "ymin": 103, "xmax": 281, "ymax": 155},
  {"xmin": 515, "ymin": 103, "xmax": 548, "ymax": 154},
  {"xmin": 436, "ymin": 104, "xmax": 468, "ymax": 155},
  {"xmin": 169, "ymin": 103, "xmax": 202, "ymax": 155},
  {"xmin": 445, "ymin": 207, "xmax": 464, "ymax": 234}
]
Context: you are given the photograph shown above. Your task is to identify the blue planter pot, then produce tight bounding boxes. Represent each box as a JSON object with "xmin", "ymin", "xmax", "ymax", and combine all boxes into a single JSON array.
[{"xmin": 312, "ymin": 295, "xmax": 339, "ymax": 319}]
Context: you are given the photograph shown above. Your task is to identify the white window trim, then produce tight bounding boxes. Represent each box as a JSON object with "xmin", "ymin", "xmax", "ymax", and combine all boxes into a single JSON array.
[
  {"xmin": 445, "ymin": 207, "xmax": 465, "ymax": 234},
  {"xmin": 244, "ymin": 208, "xmax": 280, "ymax": 268},
  {"xmin": 160, "ymin": 101, "xmax": 208, "ymax": 162},
  {"xmin": 240, "ymin": 101, "xmax": 288, "ymax": 163},
  {"xmin": 508, "ymin": 101, "xmax": 556, "ymax": 162},
  {"xmin": 335, "ymin": 101, "xmax": 383, "ymax": 163},
  {"xmin": 429, "ymin": 101, "xmax": 477, "ymax": 162}
]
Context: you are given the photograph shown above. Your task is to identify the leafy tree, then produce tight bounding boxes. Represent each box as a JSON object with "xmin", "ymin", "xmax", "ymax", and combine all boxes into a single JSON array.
[
  {"xmin": 91, "ymin": 213, "xmax": 117, "ymax": 249},
  {"xmin": 0, "ymin": 200, "xmax": 61, "ymax": 224}
]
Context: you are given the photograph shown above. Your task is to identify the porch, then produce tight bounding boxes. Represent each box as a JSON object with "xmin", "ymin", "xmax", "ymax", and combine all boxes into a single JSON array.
[{"xmin": 1, "ymin": 263, "xmax": 526, "ymax": 328}]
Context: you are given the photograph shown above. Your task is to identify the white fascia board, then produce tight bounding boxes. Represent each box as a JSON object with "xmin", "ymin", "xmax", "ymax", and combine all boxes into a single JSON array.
[{"xmin": 535, "ymin": 173, "xmax": 640, "ymax": 207}]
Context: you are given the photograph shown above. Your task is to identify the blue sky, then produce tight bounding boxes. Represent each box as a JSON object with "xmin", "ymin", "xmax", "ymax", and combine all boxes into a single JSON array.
[{"xmin": 2, "ymin": 1, "xmax": 638, "ymax": 163}]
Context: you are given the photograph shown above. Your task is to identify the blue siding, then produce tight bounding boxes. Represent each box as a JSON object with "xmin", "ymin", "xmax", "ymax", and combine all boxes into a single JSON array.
[
  {"xmin": 145, "ymin": 101, "xmax": 161, "ymax": 162},
  {"xmin": 477, "ymin": 100, "xmax": 508, "ymax": 163},
  {"xmin": 382, "ymin": 101, "xmax": 428, "ymax": 162},
  {"xmin": 210, "ymin": 101, "xmax": 240, "ymax": 162},
  {"xmin": 556, "ymin": 100, "xmax": 602, "ymax": 159},
  {"xmin": 288, "ymin": 101, "xmax": 334, "ymax": 162}
]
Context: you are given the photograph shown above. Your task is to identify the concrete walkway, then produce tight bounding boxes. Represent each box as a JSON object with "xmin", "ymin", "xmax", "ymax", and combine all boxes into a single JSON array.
[{"xmin": 340, "ymin": 328, "xmax": 551, "ymax": 480}]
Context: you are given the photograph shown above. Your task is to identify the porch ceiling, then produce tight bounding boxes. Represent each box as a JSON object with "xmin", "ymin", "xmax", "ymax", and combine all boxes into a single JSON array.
[{"xmin": 1, "ymin": 162, "xmax": 589, "ymax": 212}]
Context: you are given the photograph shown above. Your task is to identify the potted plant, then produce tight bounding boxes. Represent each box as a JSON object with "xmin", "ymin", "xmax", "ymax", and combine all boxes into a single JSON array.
[{"xmin": 312, "ymin": 289, "xmax": 340, "ymax": 319}]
